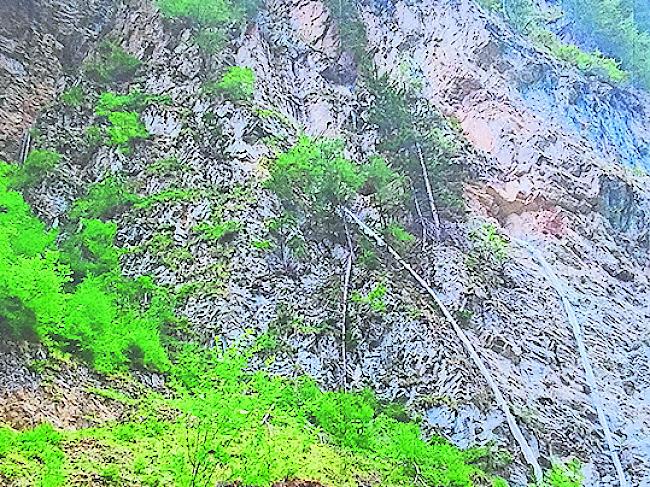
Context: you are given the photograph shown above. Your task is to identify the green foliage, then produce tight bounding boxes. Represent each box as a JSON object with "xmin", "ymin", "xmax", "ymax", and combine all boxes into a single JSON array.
[
  {"xmin": 251, "ymin": 239, "xmax": 273, "ymax": 250},
  {"xmin": 367, "ymin": 76, "xmax": 465, "ymax": 219},
  {"xmin": 386, "ymin": 222, "xmax": 416, "ymax": 250},
  {"xmin": 0, "ymin": 165, "xmax": 169, "ymax": 373},
  {"xmin": 146, "ymin": 157, "xmax": 190, "ymax": 176},
  {"xmin": 208, "ymin": 66, "xmax": 255, "ymax": 101},
  {"xmin": 324, "ymin": 0, "xmax": 370, "ymax": 68},
  {"xmin": 363, "ymin": 156, "xmax": 407, "ymax": 212},
  {"xmin": 93, "ymin": 91, "xmax": 170, "ymax": 152},
  {"xmin": 560, "ymin": 0, "xmax": 650, "ymax": 88},
  {"xmin": 0, "ymin": 163, "xmax": 66, "ymax": 339},
  {"xmin": 95, "ymin": 91, "xmax": 171, "ymax": 116},
  {"xmin": 60, "ymin": 219, "xmax": 119, "ymax": 279},
  {"xmin": 469, "ymin": 223, "xmax": 509, "ymax": 264},
  {"xmin": 85, "ymin": 125, "xmax": 105, "ymax": 148},
  {"xmin": 9, "ymin": 149, "xmax": 61, "ymax": 189},
  {"xmin": 41, "ymin": 345, "xmax": 501, "ymax": 486},
  {"xmin": 157, "ymin": 0, "xmax": 261, "ymax": 55},
  {"xmin": 546, "ymin": 459, "xmax": 583, "ymax": 486},
  {"xmin": 491, "ymin": 0, "xmax": 629, "ymax": 83},
  {"xmin": 69, "ymin": 175, "xmax": 140, "ymax": 220},
  {"xmin": 194, "ymin": 220, "xmax": 241, "ymax": 242},
  {"xmin": 0, "ymin": 424, "xmax": 65, "ymax": 487},
  {"xmin": 352, "ymin": 282, "xmax": 388, "ymax": 313},
  {"xmin": 532, "ymin": 29, "xmax": 628, "ymax": 82},
  {"xmin": 105, "ymin": 111, "xmax": 149, "ymax": 151},
  {"xmin": 267, "ymin": 136, "xmax": 366, "ymax": 215},
  {"xmin": 158, "ymin": 0, "xmax": 244, "ymax": 26},
  {"xmin": 60, "ymin": 86, "xmax": 85, "ymax": 108},
  {"xmin": 84, "ymin": 41, "xmax": 141, "ymax": 83}
]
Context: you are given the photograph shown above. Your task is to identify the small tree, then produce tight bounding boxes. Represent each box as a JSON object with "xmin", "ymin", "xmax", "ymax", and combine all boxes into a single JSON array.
[
  {"xmin": 215, "ymin": 66, "xmax": 255, "ymax": 102},
  {"xmin": 267, "ymin": 136, "xmax": 366, "ymax": 216}
]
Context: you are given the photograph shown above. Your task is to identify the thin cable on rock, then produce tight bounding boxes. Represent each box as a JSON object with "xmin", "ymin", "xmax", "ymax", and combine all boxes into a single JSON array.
[
  {"xmin": 514, "ymin": 238, "xmax": 629, "ymax": 487},
  {"xmin": 341, "ymin": 207, "xmax": 544, "ymax": 483}
]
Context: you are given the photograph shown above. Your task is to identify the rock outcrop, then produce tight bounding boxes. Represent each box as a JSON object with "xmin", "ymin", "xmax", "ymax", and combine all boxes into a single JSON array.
[{"xmin": 1, "ymin": 0, "xmax": 649, "ymax": 485}]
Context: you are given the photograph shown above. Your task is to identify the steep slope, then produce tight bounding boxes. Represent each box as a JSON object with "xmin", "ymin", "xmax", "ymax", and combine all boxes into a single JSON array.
[{"xmin": 0, "ymin": 0, "xmax": 649, "ymax": 486}]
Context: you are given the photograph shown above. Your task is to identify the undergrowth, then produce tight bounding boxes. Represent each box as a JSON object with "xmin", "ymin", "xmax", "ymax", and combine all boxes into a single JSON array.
[
  {"xmin": 0, "ymin": 163, "xmax": 171, "ymax": 373},
  {"xmin": 84, "ymin": 41, "xmax": 141, "ymax": 84},
  {"xmin": 0, "ymin": 344, "xmax": 509, "ymax": 487}
]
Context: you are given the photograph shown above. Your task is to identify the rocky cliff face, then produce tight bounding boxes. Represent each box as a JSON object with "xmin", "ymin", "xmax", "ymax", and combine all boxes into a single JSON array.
[{"xmin": 1, "ymin": 0, "xmax": 649, "ymax": 485}]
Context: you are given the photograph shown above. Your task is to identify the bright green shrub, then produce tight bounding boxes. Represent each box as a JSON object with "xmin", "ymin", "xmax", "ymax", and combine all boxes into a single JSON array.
[
  {"xmin": 105, "ymin": 111, "xmax": 149, "ymax": 150},
  {"xmin": 84, "ymin": 41, "xmax": 141, "ymax": 83},
  {"xmin": 0, "ymin": 164, "xmax": 169, "ymax": 373},
  {"xmin": 387, "ymin": 222, "xmax": 415, "ymax": 249},
  {"xmin": 363, "ymin": 156, "xmax": 407, "ymax": 211},
  {"xmin": 491, "ymin": 0, "xmax": 630, "ymax": 83},
  {"xmin": 546, "ymin": 459, "xmax": 583, "ymax": 486},
  {"xmin": 93, "ymin": 91, "xmax": 170, "ymax": 152},
  {"xmin": 95, "ymin": 91, "xmax": 171, "ymax": 116},
  {"xmin": 158, "ymin": 0, "xmax": 243, "ymax": 25},
  {"xmin": 69, "ymin": 176, "xmax": 140, "ymax": 220},
  {"xmin": 0, "ymin": 424, "xmax": 65, "ymax": 487},
  {"xmin": 85, "ymin": 125, "xmax": 105, "ymax": 148},
  {"xmin": 469, "ymin": 223, "xmax": 509, "ymax": 263},
  {"xmin": 561, "ymin": 0, "xmax": 650, "ymax": 88},
  {"xmin": 532, "ymin": 29, "xmax": 628, "ymax": 82},
  {"xmin": 267, "ymin": 136, "xmax": 366, "ymax": 215},
  {"xmin": 212, "ymin": 66, "xmax": 255, "ymax": 101},
  {"xmin": 60, "ymin": 274, "xmax": 170, "ymax": 373},
  {"xmin": 0, "ymin": 163, "xmax": 67, "ymax": 338},
  {"xmin": 351, "ymin": 282, "xmax": 388, "ymax": 313},
  {"xmin": 60, "ymin": 219, "xmax": 119, "ymax": 278}
]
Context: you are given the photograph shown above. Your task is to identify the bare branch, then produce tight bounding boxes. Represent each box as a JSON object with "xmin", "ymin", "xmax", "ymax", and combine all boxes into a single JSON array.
[
  {"xmin": 415, "ymin": 141, "xmax": 440, "ymax": 238},
  {"xmin": 341, "ymin": 206, "xmax": 544, "ymax": 484}
]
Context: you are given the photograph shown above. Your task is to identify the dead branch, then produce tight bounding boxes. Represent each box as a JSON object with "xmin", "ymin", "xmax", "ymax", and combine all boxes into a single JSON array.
[
  {"xmin": 340, "ymin": 220, "xmax": 354, "ymax": 391},
  {"xmin": 415, "ymin": 141, "xmax": 440, "ymax": 237},
  {"xmin": 341, "ymin": 206, "xmax": 543, "ymax": 484}
]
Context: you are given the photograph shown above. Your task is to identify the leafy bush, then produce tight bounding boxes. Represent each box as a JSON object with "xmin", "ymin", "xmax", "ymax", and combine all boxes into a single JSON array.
[
  {"xmin": 546, "ymin": 459, "xmax": 583, "ymax": 486},
  {"xmin": 60, "ymin": 86, "xmax": 84, "ymax": 108},
  {"xmin": 0, "ymin": 165, "xmax": 169, "ymax": 373},
  {"xmin": 386, "ymin": 222, "xmax": 416, "ymax": 249},
  {"xmin": 267, "ymin": 136, "xmax": 366, "ymax": 215},
  {"xmin": 60, "ymin": 219, "xmax": 119, "ymax": 279},
  {"xmin": 10, "ymin": 149, "xmax": 61, "ymax": 189},
  {"xmin": 69, "ymin": 176, "xmax": 140, "ymax": 220},
  {"xmin": 560, "ymin": 0, "xmax": 650, "ymax": 88},
  {"xmin": 362, "ymin": 156, "xmax": 407, "ymax": 212},
  {"xmin": 194, "ymin": 220, "xmax": 241, "ymax": 242},
  {"xmin": 158, "ymin": 0, "xmax": 244, "ymax": 26},
  {"xmin": 532, "ymin": 29, "xmax": 628, "ymax": 82},
  {"xmin": 0, "ymin": 424, "xmax": 65, "ymax": 487},
  {"xmin": 489, "ymin": 0, "xmax": 630, "ymax": 83},
  {"xmin": 0, "ymin": 163, "xmax": 66, "ymax": 338},
  {"xmin": 351, "ymin": 282, "xmax": 388, "ymax": 313},
  {"xmin": 105, "ymin": 111, "xmax": 149, "ymax": 150},
  {"xmin": 95, "ymin": 91, "xmax": 171, "ymax": 116},
  {"xmin": 468, "ymin": 223, "xmax": 509, "ymax": 267},
  {"xmin": 84, "ymin": 41, "xmax": 141, "ymax": 83},
  {"xmin": 208, "ymin": 66, "xmax": 255, "ymax": 101},
  {"xmin": 367, "ymin": 76, "xmax": 465, "ymax": 220},
  {"xmin": 93, "ymin": 91, "xmax": 170, "ymax": 152}
]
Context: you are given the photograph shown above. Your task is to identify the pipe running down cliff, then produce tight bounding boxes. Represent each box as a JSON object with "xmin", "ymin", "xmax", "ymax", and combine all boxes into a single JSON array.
[
  {"xmin": 342, "ymin": 207, "xmax": 545, "ymax": 483},
  {"xmin": 514, "ymin": 238, "xmax": 629, "ymax": 487}
]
